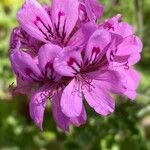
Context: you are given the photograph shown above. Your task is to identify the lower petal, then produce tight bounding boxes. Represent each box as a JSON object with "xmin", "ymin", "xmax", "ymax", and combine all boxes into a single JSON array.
[
  {"xmin": 122, "ymin": 68, "xmax": 141, "ymax": 100},
  {"xmin": 51, "ymin": 91, "xmax": 70, "ymax": 132},
  {"xmin": 61, "ymin": 79, "xmax": 83, "ymax": 118},
  {"xmin": 29, "ymin": 87, "xmax": 49, "ymax": 129},
  {"xmin": 70, "ymin": 106, "xmax": 87, "ymax": 127},
  {"xmin": 83, "ymin": 83, "xmax": 115, "ymax": 116},
  {"xmin": 86, "ymin": 70, "xmax": 125, "ymax": 94}
]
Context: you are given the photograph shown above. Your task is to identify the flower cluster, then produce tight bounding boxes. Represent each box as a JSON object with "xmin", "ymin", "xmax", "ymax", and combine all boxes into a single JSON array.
[{"xmin": 9, "ymin": 0, "xmax": 142, "ymax": 131}]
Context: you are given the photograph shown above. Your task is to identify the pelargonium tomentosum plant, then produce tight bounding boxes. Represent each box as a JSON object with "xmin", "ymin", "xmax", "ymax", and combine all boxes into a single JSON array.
[{"xmin": 9, "ymin": 0, "xmax": 142, "ymax": 132}]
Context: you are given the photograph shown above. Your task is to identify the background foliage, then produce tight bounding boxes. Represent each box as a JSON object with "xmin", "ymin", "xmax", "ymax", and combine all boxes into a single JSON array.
[{"xmin": 0, "ymin": 0, "xmax": 150, "ymax": 149}]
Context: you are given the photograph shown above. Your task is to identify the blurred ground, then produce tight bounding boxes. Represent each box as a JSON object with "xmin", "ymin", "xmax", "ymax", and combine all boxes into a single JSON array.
[{"xmin": 0, "ymin": 0, "xmax": 150, "ymax": 150}]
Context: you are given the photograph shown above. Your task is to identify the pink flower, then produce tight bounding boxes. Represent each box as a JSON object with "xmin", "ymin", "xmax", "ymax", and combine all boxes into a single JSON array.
[
  {"xmin": 100, "ymin": 15, "xmax": 143, "ymax": 99},
  {"xmin": 10, "ymin": 43, "xmax": 86, "ymax": 131},
  {"xmin": 9, "ymin": 0, "xmax": 143, "ymax": 132},
  {"xmin": 10, "ymin": 0, "xmax": 100, "ymax": 131},
  {"xmin": 10, "ymin": 0, "xmax": 102, "ymax": 53},
  {"xmin": 16, "ymin": 0, "xmax": 103, "ymax": 47},
  {"xmin": 53, "ymin": 29, "xmax": 126, "ymax": 118},
  {"xmin": 53, "ymin": 23, "xmax": 142, "ymax": 118},
  {"xmin": 17, "ymin": 0, "xmax": 79, "ymax": 46}
]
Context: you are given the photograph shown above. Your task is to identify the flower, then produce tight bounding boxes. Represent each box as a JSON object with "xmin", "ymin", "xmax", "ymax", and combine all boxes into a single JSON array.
[
  {"xmin": 53, "ymin": 14, "xmax": 142, "ymax": 118},
  {"xmin": 16, "ymin": 0, "xmax": 103, "ymax": 47},
  {"xmin": 17, "ymin": 0, "xmax": 79, "ymax": 46},
  {"xmin": 9, "ymin": 0, "xmax": 142, "ymax": 132},
  {"xmin": 10, "ymin": 0, "xmax": 99, "ymax": 131},
  {"xmin": 53, "ymin": 29, "xmax": 126, "ymax": 117},
  {"xmin": 10, "ymin": 43, "xmax": 86, "ymax": 131},
  {"xmin": 100, "ymin": 14, "xmax": 143, "ymax": 99},
  {"xmin": 10, "ymin": 0, "xmax": 102, "ymax": 53}
]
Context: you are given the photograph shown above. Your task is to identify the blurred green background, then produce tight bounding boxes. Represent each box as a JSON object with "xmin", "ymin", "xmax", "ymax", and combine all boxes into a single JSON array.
[{"xmin": 0, "ymin": 0, "xmax": 150, "ymax": 149}]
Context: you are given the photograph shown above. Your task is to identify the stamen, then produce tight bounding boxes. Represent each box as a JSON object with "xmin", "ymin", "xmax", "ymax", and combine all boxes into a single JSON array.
[
  {"xmin": 35, "ymin": 96, "xmax": 46, "ymax": 108},
  {"xmin": 70, "ymin": 78, "xmax": 82, "ymax": 98},
  {"xmin": 80, "ymin": 76, "xmax": 94, "ymax": 92}
]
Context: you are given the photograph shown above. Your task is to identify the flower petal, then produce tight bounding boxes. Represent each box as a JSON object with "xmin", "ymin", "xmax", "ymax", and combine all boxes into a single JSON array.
[
  {"xmin": 54, "ymin": 47, "xmax": 83, "ymax": 77},
  {"xmin": 51, "ymin": 0, "xmax": 79, "ymax": 39},
  {"xmin": 84, "ymin": 29, "xmax": 111, "ymax": 63},
  {"xmin": 17, "ymin": 0, "xmax": 53, "ymax": 43},
  {"xmin": 29, "ymin": 87, "xmax": 49, "ymax": 129},
  {"xmin": 86, "ymin": 70, "xmax": 125, "ymax": 94},
  {"xmin": 102, "ymin": 14, "xmax": 134, "ymax": 38},
  {"xmin": 83, "ymin": 83, "xmax": 115, "ymax": 116},
  {"xmin": 70, "ymin": 106, "xmax": 87, "ymax": 127},
  {"xmin": 10, "ymin": 46, "xmax": 41, "ymax": 80},
  {"xmin": 38, "ymin": 44, "xmax": 62, "ymax": 78},
  {"xmin": 108, "ymin": 35, "xmax": 142, "ymax": 68},
  {"xmin": 10, "ymin": 27, "xmax": 43, "ymax": 53},
  {"xmin": 51, "ymin": 91, "xmax": 70, "ymax": 132},
  {"xmin": 68, "ymin": 22, "xmax": 98, "ymax": 47},
  {"xmin": 117, "ymin": 35, "xmax": 143, "ymax": 56},
  {"xmin": 85, "ymin": 0, "xmax": 104, "ymax": 21},
  {"xmin": 15, "ymin": 76, "xmax": 32, "ymax": 94},
  {"xmin": 61, "ymin": 79, "xmax": 83, "ymax": 118},
  {"xmin": 122, "ymin": 68, "xmax": 141, "ymax": 100}
]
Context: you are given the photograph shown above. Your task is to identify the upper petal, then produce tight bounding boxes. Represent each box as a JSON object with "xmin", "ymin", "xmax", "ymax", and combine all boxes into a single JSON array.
[
  {"xmin": 10, "ymin": 27, "xmax": 21, "ymax": 50},
  {"xmin": 51, "ymin": 0, "xmax": 79, "ymax": 39},
  {"xmin": 10, "ymin": 46, "xmax": 41, "ymax": 81},
  {"xmin": 101, "ymin": 14, "xmax": 134, "ymax": 38},
  {"xmin": 68, "ymin": 22, "xmax": 98, "ymax": 47},
  {"xmin": 107, "ymin": 35, "xmax": 142, "ymax": 68},
  {"xmin": 54, "ymin": 47, "xmax": 83, "ymax": 77},
  {"xmin": 85, "ymin": 0, "xmax": 104, "ymax": 21},
  {"xmin": 84, "ymin": 29, "xmax": 111, "ymax": 63},
  {"xmin": 38, "ymin": 44, "xmax": 62, "ymax": 78},
  {"xmin": 17, "ymin": 0, "xmax": 53, "ymax": 43},
  {"xmin": 61, "ymin": 79, "xmax": 83, "ymax": 118},
  {"xmin": 117, "ymin": 35, "xmax": 143, "ymax": 56},
  {"xmin": 10, "ymin": 27, "xmax": 43, "ymax": 53}
]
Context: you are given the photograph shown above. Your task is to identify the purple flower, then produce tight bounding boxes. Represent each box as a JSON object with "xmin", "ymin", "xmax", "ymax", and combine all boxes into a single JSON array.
[
  {"xmin": 100, "ymin": 14, "xmax": 143, "ymax": 99},
  {"xmin": 10, "ymin": 0, "xmax": 102, "ymax": 54},
  {"xmin": 10, "ymin": 0, "xmax": 99, "ymax": 131},
  {"xmin": 17, "ymin": 0, "xmax": 76, "ymax": 45},
  {"xmin": 16, "ymin": 0, "xmax": 103, "ymax": 47},
  {"xmin": 53, "ymin": 15, "xmax": 142, "ymax": 118},
  {"xmin": 53, "ymin": 29, "xmax": 125, "ymax": 117},
  {"xmin": 9, "ymin": 0, "xmax": 142, "ymax": 132},
  {"xmin": 10, "ymin": 43, "xmax": 86, "ymax": 131}
]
